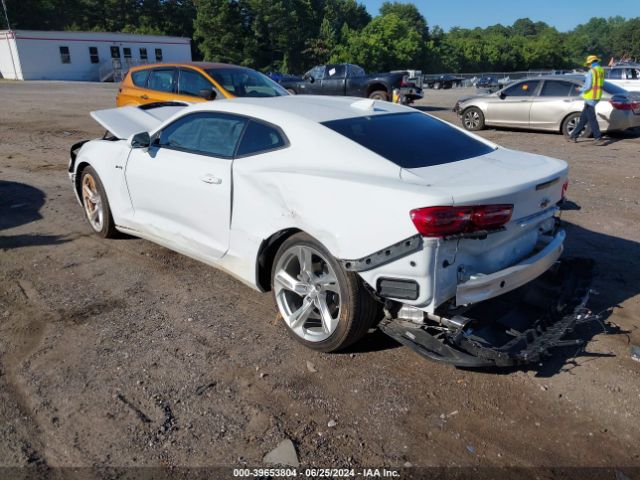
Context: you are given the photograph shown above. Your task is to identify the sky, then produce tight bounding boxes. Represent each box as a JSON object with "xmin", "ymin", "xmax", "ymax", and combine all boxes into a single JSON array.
[{"xmin": 361, "ymin": 0, "xmax": 638, "ymax": 32}]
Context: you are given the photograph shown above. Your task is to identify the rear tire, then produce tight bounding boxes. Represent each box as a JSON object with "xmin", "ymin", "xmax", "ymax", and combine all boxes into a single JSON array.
[
  {"xmin": 462, "ymin": 107, "xmax": 485, "ymax": 131},
  {"xmin": 562, "ymin": 112, "xmax": 592, "ymax": 139},
  {"xmin": 80, "ymin": 166, "xmax": 118, "ymax": 238},
  {"xmin": 368, "ymin": 90, "xmax": 388, "ymax": 101},
  {"xmin": 271, "ymin": 233, "xmax": 379, "ymax": 352}
]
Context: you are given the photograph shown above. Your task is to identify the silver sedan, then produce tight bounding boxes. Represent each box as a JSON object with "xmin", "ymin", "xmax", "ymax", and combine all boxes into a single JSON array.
[{"xmin": 454, "ymin": 75, "xmax": 640, "ymax": 137}]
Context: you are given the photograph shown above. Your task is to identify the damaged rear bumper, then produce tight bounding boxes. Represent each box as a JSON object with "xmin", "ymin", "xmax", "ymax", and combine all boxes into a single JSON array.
[
  {"xmin": 380, "ymin": 258, "xmax": 596, "ymax": 367},
  {"xmin": 456, "ymin": 230, "xmax": 565, "ymax": 305}
]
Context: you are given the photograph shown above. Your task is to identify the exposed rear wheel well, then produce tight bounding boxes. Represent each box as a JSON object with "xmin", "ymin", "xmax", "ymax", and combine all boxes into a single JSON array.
[{"xmin": 256, "ymin": 228, "xmax": 302, "ymax": 292}]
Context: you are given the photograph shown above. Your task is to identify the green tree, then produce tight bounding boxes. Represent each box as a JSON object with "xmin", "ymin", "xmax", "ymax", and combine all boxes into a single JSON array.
[
  {"xmin": 332, "ymin": 13, "xmax": 423, "ymax": 72},
  {"xmin": 611, "ymin": 17, "xmax": 640, "ymax": 59},
  {"xmin": 193, "ymin": 0, "xmax": 250, "ymax": 64}
]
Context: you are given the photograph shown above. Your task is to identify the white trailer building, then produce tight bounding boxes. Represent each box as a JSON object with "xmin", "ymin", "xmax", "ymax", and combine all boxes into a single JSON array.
[{"xmin": 0, "ymin": 30, "xmax": 192, "ymax": 81}]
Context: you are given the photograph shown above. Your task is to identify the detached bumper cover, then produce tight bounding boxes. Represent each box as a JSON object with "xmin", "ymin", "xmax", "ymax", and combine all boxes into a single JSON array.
[{"xmin": 380, "ymin": 258, "xmax": 596, "ymax": 367}]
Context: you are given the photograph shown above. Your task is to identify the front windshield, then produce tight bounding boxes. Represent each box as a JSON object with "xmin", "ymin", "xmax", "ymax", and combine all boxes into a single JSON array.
[{"xmin": 206, "ymin": 68, "xmax": 289, "ymax": 97}]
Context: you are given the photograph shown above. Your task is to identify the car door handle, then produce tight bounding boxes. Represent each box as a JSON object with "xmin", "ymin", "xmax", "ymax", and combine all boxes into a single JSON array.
[
  {"xmin": 201, "ymin": 174, "xmax": 222, "ymax": 185},
  {"xmin": 140, "ymin": 94, "xmax": 149, "ymax": 99}
]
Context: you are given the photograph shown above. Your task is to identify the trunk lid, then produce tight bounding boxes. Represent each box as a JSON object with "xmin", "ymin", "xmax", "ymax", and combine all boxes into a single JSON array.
[{"xmin": 401, "ymin": 148, "xmax": 568, "ymax": 221}]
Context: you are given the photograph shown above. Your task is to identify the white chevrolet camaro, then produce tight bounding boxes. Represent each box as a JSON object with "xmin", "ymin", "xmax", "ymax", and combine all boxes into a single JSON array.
[{"xmin": 69, "ymin": 96, "xmax": 593, "ymax": 367}]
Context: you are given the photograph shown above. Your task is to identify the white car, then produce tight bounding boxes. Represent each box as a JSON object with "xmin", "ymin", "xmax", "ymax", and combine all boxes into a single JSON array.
[
  {"xmin": 606, "ymin": 64, "xmax": 640, "ymax": 92},
  {"xmin": 69, "ymin": 96, "xmax": 593, "ymax": 367}
]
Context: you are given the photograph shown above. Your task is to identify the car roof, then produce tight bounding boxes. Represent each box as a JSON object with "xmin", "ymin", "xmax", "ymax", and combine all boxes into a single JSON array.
[
  {"xmin": 187, "ymin": 95, "xmax": 412, "ymax": 124},
  {"xmin": 130, "ymin": 62, "xmax": 250, "ymax": 72}
]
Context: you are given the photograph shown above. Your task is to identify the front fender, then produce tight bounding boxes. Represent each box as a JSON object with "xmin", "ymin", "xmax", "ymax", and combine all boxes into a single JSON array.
[{"xmin": 71, "ymin": 139, "xmax": 133, "ymax": 225}]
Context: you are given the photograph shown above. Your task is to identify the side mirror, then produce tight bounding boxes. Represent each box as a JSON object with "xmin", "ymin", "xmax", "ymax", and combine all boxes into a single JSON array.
[
  {"xmin": 499, "ymin": 92, "xmax": 506, "ymax": 99},
  {"xmin": 127, "ymin": 132, "xmax": 151, "ymax": 149},
  {"xmin": 198, "ymin": 88, "xmax": 217, "ymax": 100}
]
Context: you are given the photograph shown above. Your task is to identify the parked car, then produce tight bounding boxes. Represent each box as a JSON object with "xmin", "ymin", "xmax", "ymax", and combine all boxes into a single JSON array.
[
  {"xmin": 455, "ymin": 75, "xmax": 640, "ymax": 137},
  {"xmin": 605, "ymin": 63, "xmax": 640, "ymax": 92},
  {"xmin": 278, "ymin": 63, "xmax": 423, "ymax": 104},
  {"xmin": 424, "ymin": 74, "xmax": 464, "ymax": 90},
  {"xmin": 68, "ymin": 96, "xmax": 592, "ymax": 367},
  {"xmin": 474, "ymin": 75, "xmax": 499, "ymax": 90},
  {"xmin": 116, "ymin": 62, "xmax": 289, "ymax": 107}
]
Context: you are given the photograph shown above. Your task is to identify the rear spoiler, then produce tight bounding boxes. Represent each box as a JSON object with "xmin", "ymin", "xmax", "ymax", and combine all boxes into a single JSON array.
[{"xmin": 90, "ymin": 102, "xmax": 189, "ymax": 140}]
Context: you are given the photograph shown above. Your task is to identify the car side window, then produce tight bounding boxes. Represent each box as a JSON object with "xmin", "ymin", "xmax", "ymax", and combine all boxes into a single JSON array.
[
  {"xmin": 148, "ymin": 69, "xmax": 176, "ymax": 93},
  {"xmin": 607, "ymin": 69, "xmax": 623, "ymax": 79},
  {"xmin": 540, "ymin": 81, "xmax": 577, "ymax": 97},
  {"xmin": 177, "ymin": 69, "xmax": 214, "ymax": 97},
  {"xmin": 131, "ymin": 70, "xmax": 149, "ymax": 87},
  {"xmin": 324, "ymin": 65, "xmax": 346, "ymax": 79},
  {"xmin": 348, "ymin": 65, "xmax": 365, "ymax": 77},
  {"xmin": 628, "ymin": 69, "xmax": 639, "ymax": 80},
  {"xmin": 503, "ymin": 80, "xmax": 539, "ymax": 97},
  {"xmin": 311, "ymin": 65, "xmax": 325, "ymax": 80},
  {"xmin": 236, "ymin": 120, "xmax": 287, "ymax": 157},
  {"xmin": 157, "ymin": 113, "xmax": 247, "ymax": 158}
]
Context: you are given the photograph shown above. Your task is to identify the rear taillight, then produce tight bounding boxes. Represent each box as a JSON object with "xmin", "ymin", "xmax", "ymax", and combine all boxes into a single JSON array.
[
  {"xmin": 410, "ymin": 205, "xmax": 513, "ymax": 237},
  {"xmin": 610, "ymin": 96, "xmax": 639, "ymax": 110},
  {"xmin": 400, "ymin": 75, "xmax": 413, "ymax": 87},
  {"xmin": 561, "ymin": 179, "xmax": 569, "ymax": 200}
]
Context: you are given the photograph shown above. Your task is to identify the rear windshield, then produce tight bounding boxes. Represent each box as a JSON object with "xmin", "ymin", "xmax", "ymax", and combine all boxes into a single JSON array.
[
  {"xmin": 322, "ymin": 112, "xmax": 495, "ymax": 168},
  {"xmin": 206, "ymin": 68, "xmax": 288, "ymax": 97}
]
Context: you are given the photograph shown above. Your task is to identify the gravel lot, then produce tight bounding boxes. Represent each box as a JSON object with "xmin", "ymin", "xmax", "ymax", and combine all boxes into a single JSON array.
[{"xmin": 1, "ymin": 81, "xmax": 639, "ymax": 477}]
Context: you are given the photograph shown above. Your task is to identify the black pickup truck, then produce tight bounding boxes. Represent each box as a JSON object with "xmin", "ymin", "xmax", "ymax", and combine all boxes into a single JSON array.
[{"xmin": 279, "ymin": 63, "xmax": 423, "ymax": 104}]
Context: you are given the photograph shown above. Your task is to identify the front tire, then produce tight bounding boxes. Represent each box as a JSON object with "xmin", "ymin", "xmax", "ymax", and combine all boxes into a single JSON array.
[
  {"xmin": 562, "ymin": 112, "xmax": 592, "ymax": 138},
  {"xmin": 462, "ymin": 107, "xmax": 485, "ymax": 131},
  {"xmin": 80, "ymin": 166, "xmax": 117, "ymax": 238},
  {"xmin": 271, "ymin": 233, "xmax": 379, "ymax": 352},
  {"xmin": 368, "ymin": 90, "xmax": 388, "ymax": 101}
]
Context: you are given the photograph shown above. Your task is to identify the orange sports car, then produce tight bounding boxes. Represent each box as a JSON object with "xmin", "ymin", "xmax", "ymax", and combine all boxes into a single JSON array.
[{"xmin": 116, "ymin": 62, "xmax": 289, "ymax": 106}]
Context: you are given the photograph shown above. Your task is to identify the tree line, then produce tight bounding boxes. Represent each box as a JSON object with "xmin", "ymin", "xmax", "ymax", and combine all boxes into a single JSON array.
[{"xmin": 3, "ymin": 0, "xmax": 640, "ymax": 74}]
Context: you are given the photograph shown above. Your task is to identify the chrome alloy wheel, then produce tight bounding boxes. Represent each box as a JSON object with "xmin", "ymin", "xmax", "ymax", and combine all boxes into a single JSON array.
[
  {"xmin": 82, "ymin": 173, "xmax": 104, "ymax": 232},
  {"xmin": 273, "ymin": 245, "xmax": 342, "ymax": 342},
  {"xmin": 566, "ymin": 116, "xmax": 581, "ymax": 137},
  {"xmin": 463, "ymin": 109, "xmax": 481, "ymax": 129}
]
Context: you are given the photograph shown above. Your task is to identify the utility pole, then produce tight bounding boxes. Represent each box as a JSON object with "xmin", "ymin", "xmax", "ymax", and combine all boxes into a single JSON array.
[{"xmin": 1, "ymin": 0, "xmax": 11, "ymax": 31}]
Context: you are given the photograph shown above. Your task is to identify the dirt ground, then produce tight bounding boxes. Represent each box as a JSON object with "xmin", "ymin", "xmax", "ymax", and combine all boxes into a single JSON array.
[{"xmin": 1, "ymin": 81, "xmax": 639, "ymax": 478}]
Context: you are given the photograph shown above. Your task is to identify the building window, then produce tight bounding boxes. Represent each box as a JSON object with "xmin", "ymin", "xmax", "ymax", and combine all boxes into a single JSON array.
[
  {"xmin": 123, "ymin": 47, "xmax": 131, "ymax": 59},
  {"xmin": 89, "ymin": 46, "xmax": 99, "ymax": 64},
  {"xmin": 110, "ymin": 46, "xmax": 121, "ymax": 59},
  {"xmin": 139, "ymin": 48, "xmax": 147, "ymax": 61},
  {"xmin": 59, "ymin": 46, "xmax": 71, "ymax": 64},
  {"xmin": 155, "ymin": 48, "xmax": 163, "ymax": 62}
]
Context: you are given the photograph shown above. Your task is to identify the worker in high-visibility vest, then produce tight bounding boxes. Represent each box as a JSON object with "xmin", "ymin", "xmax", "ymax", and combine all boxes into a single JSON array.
[{"xmin": 567, "ymin": 55, "xmax": 606, "ymax": 146}]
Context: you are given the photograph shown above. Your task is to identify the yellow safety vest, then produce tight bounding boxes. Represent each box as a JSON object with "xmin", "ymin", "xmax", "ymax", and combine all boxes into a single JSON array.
[{"xmin": 583, "ymin": 66, "xmax": 604, "ymax": 101}]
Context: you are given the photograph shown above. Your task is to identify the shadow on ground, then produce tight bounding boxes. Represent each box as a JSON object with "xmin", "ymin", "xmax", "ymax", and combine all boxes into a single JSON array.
[{"xmin": 0, "ymin": 180, "xmax": 69, "ymax": 249}]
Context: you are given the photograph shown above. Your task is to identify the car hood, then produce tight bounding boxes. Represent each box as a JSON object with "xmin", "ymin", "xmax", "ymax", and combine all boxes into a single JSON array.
[
  {"xmin": 459, "ymin": 93, "xmax": 493, "ymax": 104},
  {"xmin": 400, "ymin": 147, "xmax": 568, "ymax": 220}
]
